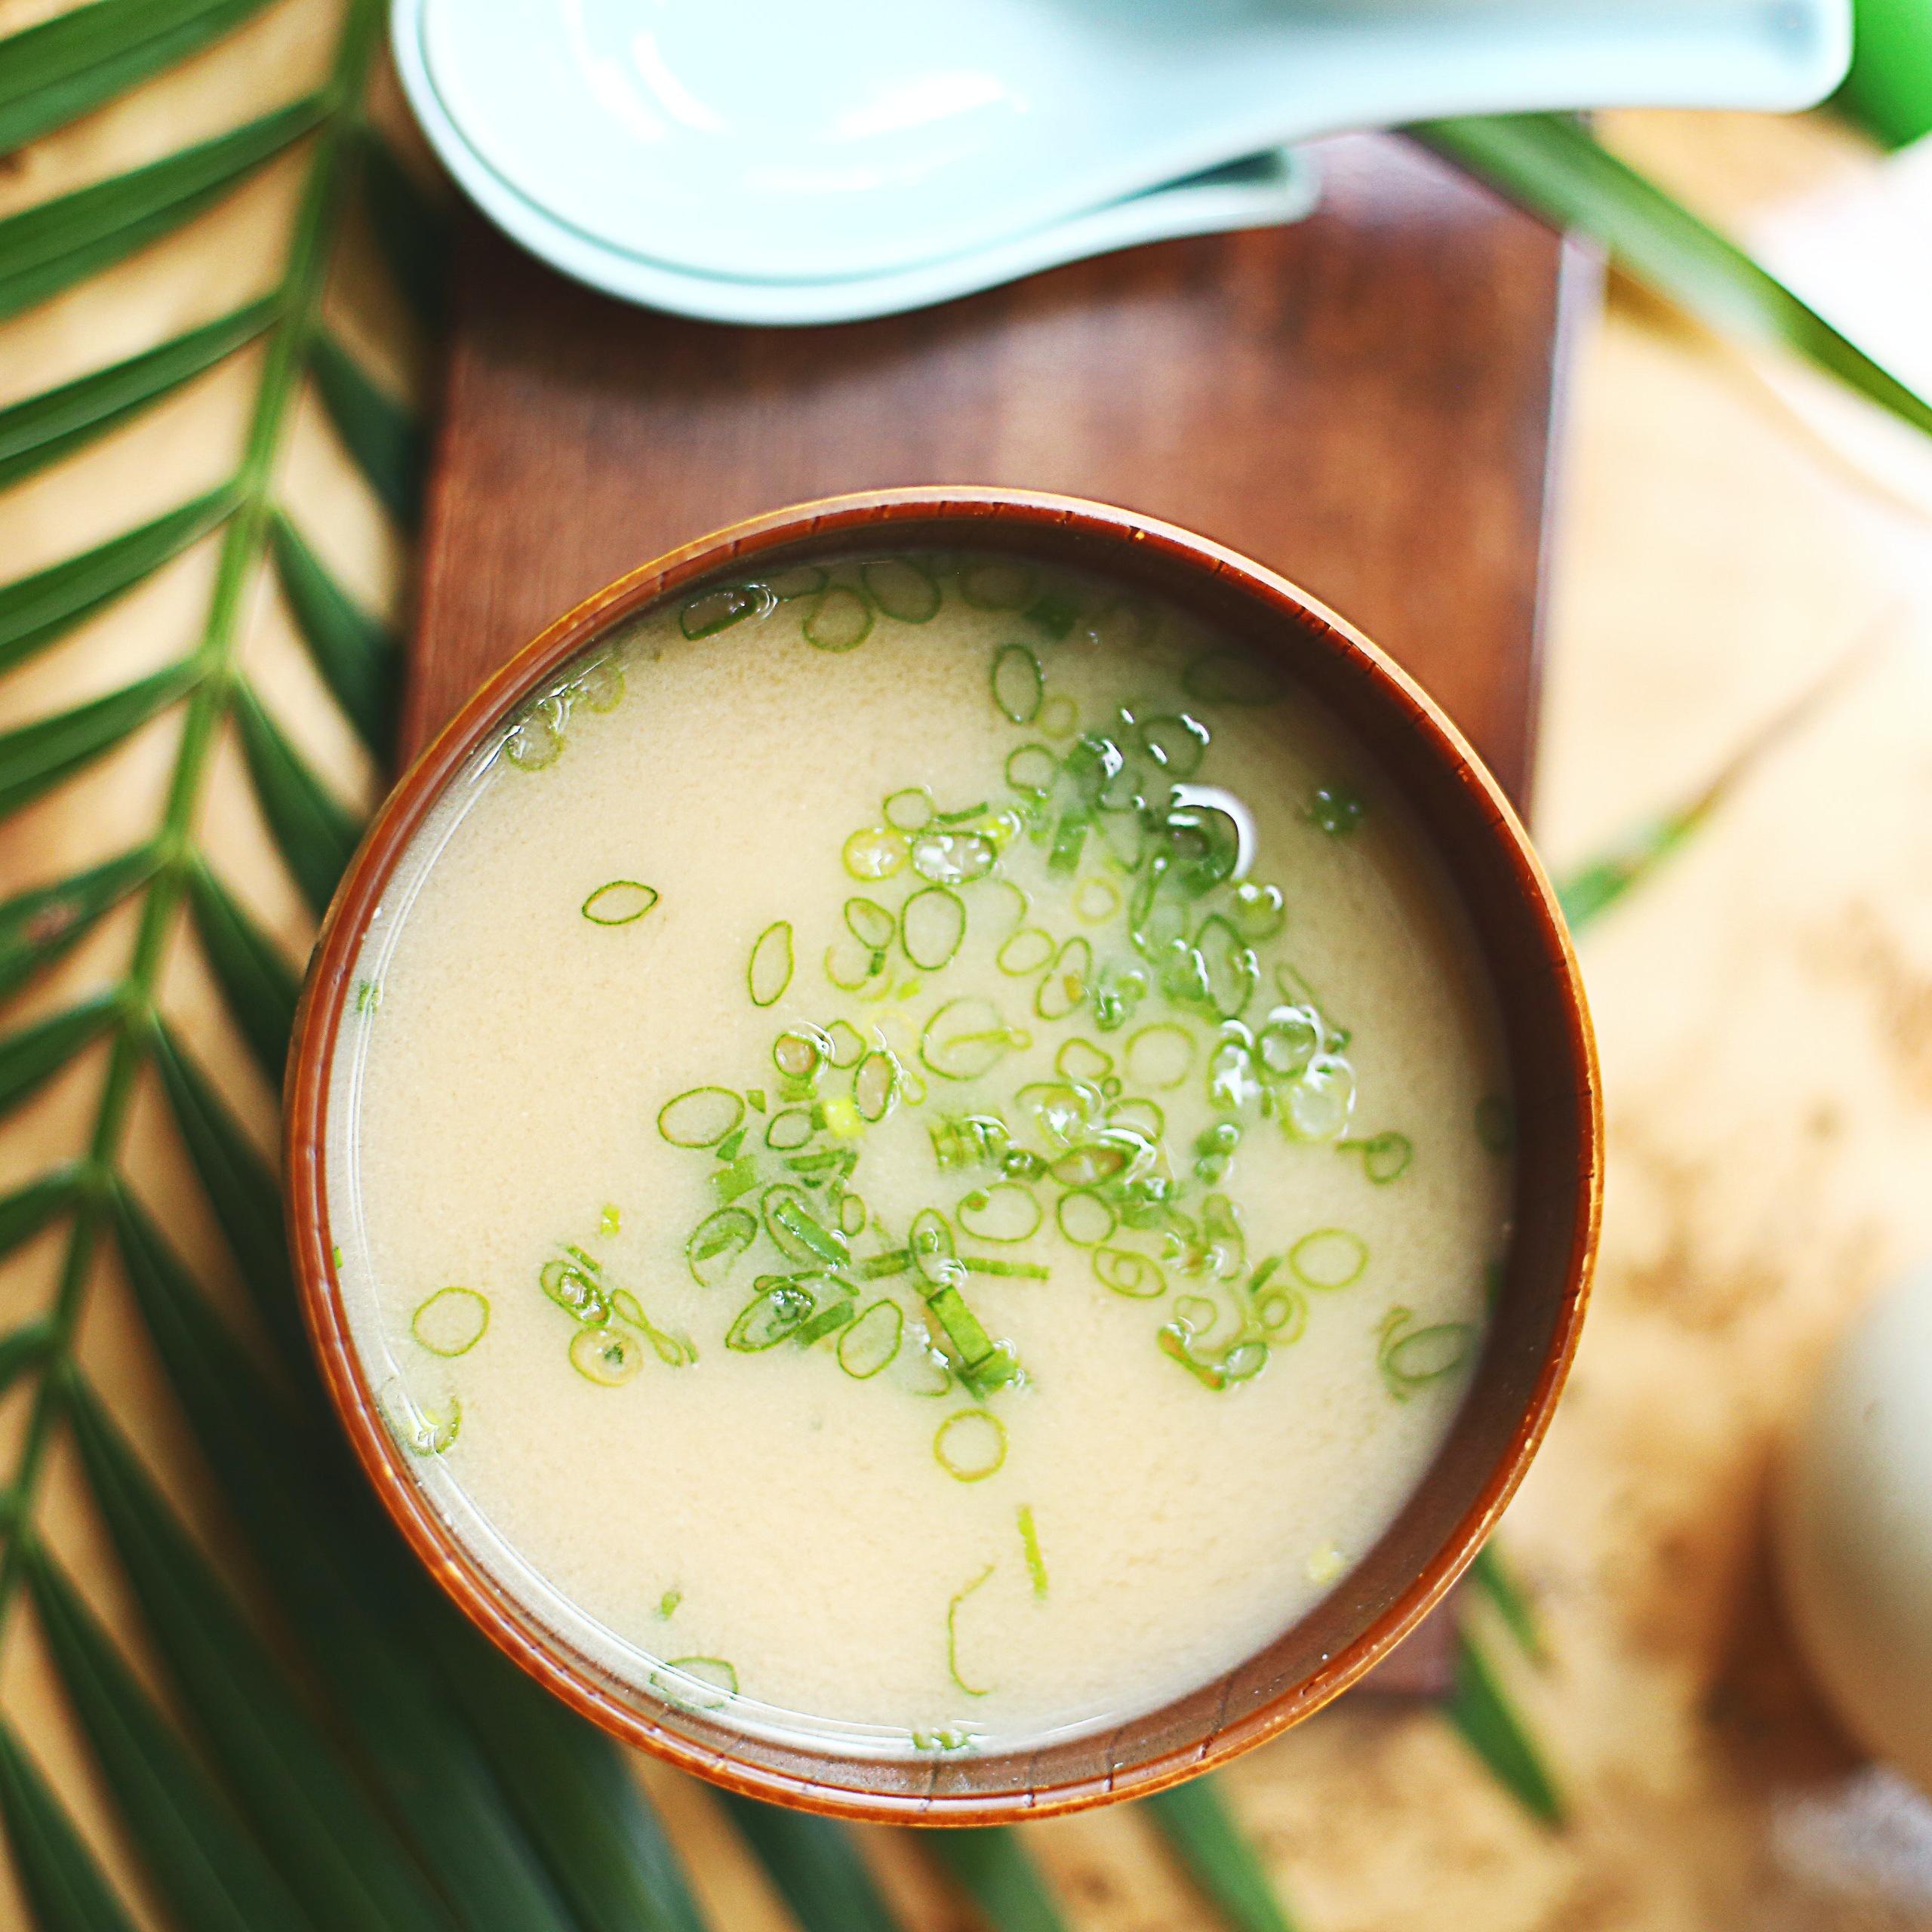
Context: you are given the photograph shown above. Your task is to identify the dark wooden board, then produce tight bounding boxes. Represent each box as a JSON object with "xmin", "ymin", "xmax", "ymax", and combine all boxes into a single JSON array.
[{"xmin": 406, "ymin": 130, "xmax": 1587, "ymax": 1697}]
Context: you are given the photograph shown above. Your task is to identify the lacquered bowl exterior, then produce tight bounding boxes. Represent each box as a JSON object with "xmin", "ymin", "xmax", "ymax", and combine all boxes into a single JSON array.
[{"xmin": 285, "ymin": 487, "xmax": 1600, "ymax": 1823}]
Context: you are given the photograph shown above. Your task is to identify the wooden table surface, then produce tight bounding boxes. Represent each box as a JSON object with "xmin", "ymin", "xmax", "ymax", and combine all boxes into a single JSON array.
[{"xmin": 408, "ymin": 133, "xmax": 1587, "ymax": 817}]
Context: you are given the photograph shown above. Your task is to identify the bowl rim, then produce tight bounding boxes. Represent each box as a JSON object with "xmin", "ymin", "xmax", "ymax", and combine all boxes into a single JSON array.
[{"xmin": 285, "ymin": 485, "xmax": 1600, "ymax": 1823}]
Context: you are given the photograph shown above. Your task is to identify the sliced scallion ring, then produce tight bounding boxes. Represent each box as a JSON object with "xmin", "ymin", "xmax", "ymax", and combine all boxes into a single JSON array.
[
  {"xmin": 1004, "ymin": 743, "xmax": 1057, "ymax": 797},
  {"xmin": 934, "ymin": 1408, "xmax": 1008, "ymax": 1483},
  {"xmin": 657, "ymin": 1087, "xmax": 744, "ymax": 1148},
  {"xmin": 956, "ymin": 1182, "xmax": 1042, "ymax": 1244},
  {"xmin": 581, "ymin": 879, "xmax": 659, "ymax": 925},
  {"xmin": 804, "ymin": 583, "xmax": 873, "ymax": 651},
  {"xmin": 569, "ymin": 1323, "xmax": 644, "ymax": 1386},
  {"xmin": 958, "ymin": 558, "xmax": 1037, "ymax": 611},
  {"xmin": 686, "ymin": 1207, "xmax": 756, "ymax": 1286},
  {"xmin": 921, "ymin": 997, "xmax": 1021, "ymax": 1080},
  {"xmin": 1093, "ymin": 1246, "xmax": 1165, "ymax": 1299},
  {"xmin": 990, "ymin": 643, "xmax": 1043, "ymax": 724},
  {"xmin": 843, "ymin": 825, "xmax": 908, "ymax": 880},
  {"xmin": 997, "ymin": 928, "xmax": 1055, "ymax": 976},
  {"xmin": 411, "ymin": 1287, "xmax": 490, "ymax": 1358},
  {"xmin": 747, "ymin": 919, "xmax": 794, "ymax": 1006},
  {"xmin": 681, "ymin": 583, "xmax": 769, "ymax": 638},
  {"xmin": 844, "ymin": 897, "xmax": 896, "ymax": 952},
  {"xmin": 1290, "ymin": 1228, "xmax": 1367, "ymax": 1291},
  {"xmin": 909, "ymin": 829, "xmax": 995, "ymax": 885},
  {"xmin": 900, "ymin": 887, "xmax": 966, "ymax": 970},
  {"xmin": 862, "ymin": 558, "xmax": 941, "ymax": 622},
  {"xmin": 837, "ymin": 1299, "xmax": 903, "ymax": 1378},
  {"xmin": 727, "ymin": 1280, "xmax": 814, "ymax": 1350}
]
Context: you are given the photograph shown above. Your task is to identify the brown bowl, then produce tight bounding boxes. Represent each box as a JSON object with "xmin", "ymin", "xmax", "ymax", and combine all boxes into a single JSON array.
[{"xmin": 286, "ymin": 487, "xmax": 1599, "ymax": 1824}]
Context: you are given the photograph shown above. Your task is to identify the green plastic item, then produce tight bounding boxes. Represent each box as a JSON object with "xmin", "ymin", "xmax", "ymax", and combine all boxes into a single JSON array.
[{"xmin": 1838, "ymin": 0, "xmax": 1932, "ymax": 146}]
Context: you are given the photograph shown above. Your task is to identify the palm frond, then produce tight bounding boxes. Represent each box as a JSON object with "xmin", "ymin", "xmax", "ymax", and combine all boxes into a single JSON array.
[
  {"xmin": 309, "ymin": 329, "xmax": 426, "ymax": 526},
  {"xmin": 0, "ymin": 0, "xmax": 279, "ymax": 155},
  {"xmin": 0, "ymin": 98, "xmax": 324, "ymax": 321},
  {"xmin": 0, "ymin": 849, "xmax": 157, "ymax": 1002},
  {"xmin": 0, "ymin": 996, "xmax": 118, "ymax": 1121},
  {"xmin": 270, "ymin": 508, "xmax": 398, "ymax": 756},
  {"xmin": 1443, "ymin": 1629, "xmax": 1563, "ymax": 1827},
  {"xmin": 1143, "ymin": 1778, "xmax": 1300, "ymax": 1932},
  {"xmin": 183, "ymin": 860, "xmax": 299, "ymax": 1084},
  {"xmin": 0, "ymin": 303, "xmax": 275, "ymax": 491},
  {"xmin": 0, "ymin": 1720, "xmax": 144, "ymax": 1932},
  {"xmin": 717, "ymin": 1798, "xmax": 902, "ymax": 1932},
  {"xmin": 1417, "ymin": 114, "xmax": 1932, "ymax": 440},
  {"xmin": 930, "ymin": 1829, "xmax": 1071, "ymax": 1932},
  {"xmin": 0, "ymin": 660, "xmax": 199, "ymax": 817}
]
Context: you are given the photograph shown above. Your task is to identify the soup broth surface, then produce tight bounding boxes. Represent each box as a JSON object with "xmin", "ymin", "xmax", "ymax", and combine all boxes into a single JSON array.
[{"xmin": 329, "ymin": 550, "xmax": 1513, "ymax": 1755}]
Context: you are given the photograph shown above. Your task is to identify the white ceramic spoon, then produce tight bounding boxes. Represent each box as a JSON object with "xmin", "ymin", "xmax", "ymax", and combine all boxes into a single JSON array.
[
  {"xmin": 391, "ymin": 23, "xmax": 1321, "ymax": 328},
  {"xmin": 405, "ymin": 0, "xmax": 1847, "ymax": 288}
]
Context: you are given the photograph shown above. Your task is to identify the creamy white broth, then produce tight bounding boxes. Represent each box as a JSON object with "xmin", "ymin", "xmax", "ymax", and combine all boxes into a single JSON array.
[{"xmin": 328, "ymin": 553, "xmax": 1512, "ymax": 1755}]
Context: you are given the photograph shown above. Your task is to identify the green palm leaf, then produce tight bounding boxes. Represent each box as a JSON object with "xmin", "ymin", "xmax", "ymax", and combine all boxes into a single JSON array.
[
  {"xmin": 270, "ymin": 509, "xmax": 398, "ymax": 756},
  {"xmin": 146, "ymin": 1020, "xmax": 304, "ymax": 1368},
  {"xmin": 1144, "ymin": 1780, "xmax": 1300, "ymax": 1932},
  {"xmin": 0, "ymin": 303, "xmax": 275, "ymax": 491},
  {"xmin": 0, "ymin": 849, "xmax": 157, "ymax": 1002},
  {"xmin": 23, "ymin": 1549, "xmax": 316, "ymax": 1932},
  {"xmin": 0, "ymin": 97, "xmax": 324, "ymax": 321},
  {"xmin": 0, "ymin": 1171, "xmax": 82, "ymax": 1265},
  {"xmin": 184, "ymin": 860, "xmax": 300, "ymax": 1084},
  {"xmin": 0, "ymin": 997, "xmax": 119, "ymax": 1122},
  {"xmin": 354, "ymin": 129, "xmax": 451, "ymax": 330},
  {"xmin": 717, "ymin": 1798, "xmax": 900, "ymax": 1932},
  {"xmin": 309, "ymin": 330, "xmax": 426, "ymax": 526},
  {"xmin": 230, "ymin": 681, "xmax": 361, "ymax": 915},
  {"xmin": 0, "ymin": 1319, "xmax": 56, "ymax": 1397},
  {"xmin": 0, "ymin": 1721, "xmax": 143, "ymax": 1932},
  {"xmin": 1444, "ymin": 1631, "xmax": 1562, "ymax": 1827},
  {"xmin": 0, "ymin": 660, "xmax": 198, "ymax": 818},
  {"xmin": 930, "ymin": 1829, "xmax": 1071, "ymax": 1932},
  {"xmin": 62, "ymin": 1377, "xmax": 462, "ymax": 1932},
  {"xmin": 1417, "ymin": 113, "xmax": 1932, "ymax": 439},
  {"xmin": 0, "ymin": 489, "xmax": 237, "ymax": 674},
  {"xmin": 0, "ymin": 0, "xmax": 278, "ymax": 155}
]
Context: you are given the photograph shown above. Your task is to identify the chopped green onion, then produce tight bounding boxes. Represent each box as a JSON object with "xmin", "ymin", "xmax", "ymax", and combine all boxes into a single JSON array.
[
  {"xmin": 990, "ymin": 643, "xmax": 1044, "ymax": 724},
  {"xmin": 1136, "ymin": 712, "xmax": 1210, "ymax": 777},
  {"xmin": 580, "ymin": 879, "xmax": 659, "ymax": 925},
  {"xmin": 921, "ymin": 997, "xmax": 1022, "ymax": 1081},
  {"xmin": 1378, "ymin": 1306, "xmax": 1474, "ymax": 1400},
  {"xmin": 910, "ymin": 829, "xmax": 996, "ymax": 884},
  {"xmin": 686, "ymin": 1207, "xmax": 757, "ymax": 1286},
  {"xmin": 853, "ymin": 1049, "xmax": 898, "ymax": 1121},
  {"xmin": 772, "ymin": 1025, "xmax": 826, "ymax": 1080},
  {"xmin": 571, "ymin": 656, "xmax": 623, "ymax": 712},
  {"xmin": 996, "ymin": 927, "xmax": 1055, "ymax": 976},
  {"xmin": 600, "ymin": 1203, "xmax": 622, "ymax": 1235},
  {"xmin": 764, "ymin": 1107, "xmax": 816, "ymax": 1152},
  {"xmin": 1257, "ymin": 1004, "xmax": 1321, "ymax": 1078},
  {"xmin": 804, "ymin": 583, "xmax": 873, "ymax": 651},
  {"xmin": 1281, "ymin": 1054, "xmax": 1356, "ymax": 1141},
  {"xmin": 1231, "ymin": 879, "xmax": 1286, "ymax": 941},
  {"xmin": 1056, "ymin": 1190, "xmax": 1115, "ymax": 1246},
  {"xmin": 1342, "ymin": 1131, "xmax": 1413, "ymax": 1183},
  {"xmin": 503, "ymin": 708, "xmax": 563, "ymax": 770},
  {"xmin": 1054, "ymin": 1038, "xmax": 1112, "ymax": 1084},
  {"xmin": 395, "ymin": 1392, "xmax": 460, "ymax": 1456},
  {"xmin": 748, "ymin": 919, "xmax": 795, "ymax": 1006},
  {"xmin": 946, "ymin": 1563, "xmax": 997, "ymax": 1697},
  {"xmin": 934, "ymin": 1408, "xmax": 1008, "ymax": 1482},
  {"xmin": 959, "ymin": 558, "xmax": 1037, "ymax": 610},
  {"xmin": 1004, "ymin": 744, "xmax": 1057, "ymax": 796},
  {"xmin": 883, "ymin": 786, "xmax": 934, "ymax": 832},
  {"xmin": 901, "ymin": 887, "xmax": 967, "ymax": 970},
  {"xmin": 1291, "ymin": 1228, "xmax": 1367, "ymax": 1291},
  {"xmin": 1307, "ymin": 784, "xmax": 1365, "ymax": 837},
  {"xmin": 857, "ymin": 1248, "xmax": 912, "ymax": 1279},
  {"xmin": 1017, "ymin": 1506, "xmax": 1049, "ymax": 1599},
  {"xmin": 1093, "ymin": 1247, "xmax": 1165, "ymax": 1299},
  {"xmin": 681, "ymin": 583, "xmax": 768, "ymax": 638},
  {"xmin": 957, "ymin": 1182, "xmax": 1042, "ymax": 1243},
  {"xmin": 1072, "ymin": 877, "xmax": 1121, "ymax": 924},
  {"xmin": 824, "ymin": 1019, "xmax": 866, "ymax": 1066},
  {"xmin": 1038, "ymin": 693, "xmax": 1078, "ymax": 739},
  {"xmin": 541, "ymin": 1254, "xmax": 611, "ymax": 1324},
  {"xmin": 652, "ymin": 1657, "xmax": 737, "ymax": 1710},
  {"xmin": 862, "ymin": 558, "xmax": 941, "ymax": 622},
  {"xmin": 569, "ymin": 1323, "xmax": 645, "ymax": 1386},
  {"xmin": 961, "ymin": 1256, "xmax": 1049, "ymax": 1279},
  {"xmin": 794, "ymin": 1294, "xmax": 858, "ymax": 1347},
  {"xmin": 1023, "ymin": 589, "xmax": 1080, "ymax": 638},
  {"xmin": 1475, "ymin": 1095, "xmax": 1515, "ymax": 1153},
  {"xmin": 1124, "ymin": 1023, "xmax": 1195, "ymax": 1090},
  {"xmin": 411, "ymin": 1286, "xmax": 490, "ymax": 1357},
  {"xmin": 844, "ymin": 825, "xmax": 909, "ymax": 879},
  {"xmin": 1195, "ymin": 913, "xmax": 1260, "ymax": 1020},
  {"xmin": 837, "ymin": 1298, "xmax": 904, "ymax": 1377},
  {"xmin": 709, "ymin": 1157, "xmax": 761, "ymax": 1204},
  {"xmin": 1034, "ymin": 937, "xmax": 1091, "ymax": 1020},
  {"xmin": 657, "ymin": 1086, "xmax": 745, "ymax": 1147},
  {"xmin": 355, "ymin": 979, "xmax": 382, "ymax": 1014},
  {"xmin": 655, "ymin": 1589, "xmax": 681, "ymax": 1619},
  {"xmin": 1180, "ymin": 649, "xmax": 1280, "ymax": 706},
  {"xmin": 766, "ymin": 562, "xmax": 827, "ymax": 601},
  {"xmin": 727, "ymin": 1280, "xmax": 815, "ymax": 1350},
  {"xmin": 763, "ymin": 1185, "xmax": 849, "ymax": 1267}
]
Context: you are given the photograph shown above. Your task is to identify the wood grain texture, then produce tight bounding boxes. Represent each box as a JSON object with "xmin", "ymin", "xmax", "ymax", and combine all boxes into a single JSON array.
[
  {"xmin": 405, "ymin": 130, "xmax": 1590, "ymax": 1702},
  {"xmin": 407, "ymin": 132, "xmax": 1586, "ymax": 812}
]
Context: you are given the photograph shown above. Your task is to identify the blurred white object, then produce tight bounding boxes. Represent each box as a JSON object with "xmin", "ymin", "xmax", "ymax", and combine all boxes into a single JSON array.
[
  {"xmin": 1752, "ymin": 137, "xmax": 1932, "ymax": 521},
  {"xmin": 393, "ymin": 0, "xmax": 1848, "ymax": 322},
  {"xmin": 1777, "ymin": 1266, "xmax": 1932, "ymax": 1792}
]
